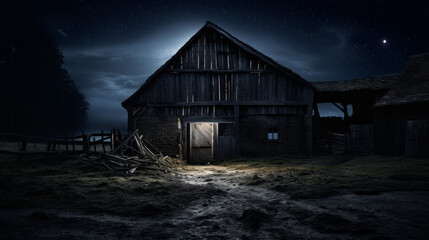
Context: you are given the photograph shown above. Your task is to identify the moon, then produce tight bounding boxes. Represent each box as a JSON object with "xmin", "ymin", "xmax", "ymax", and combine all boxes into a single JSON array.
[{"xmin": 382, "ymin": 39, "xmax": 387, "ymax": 44}]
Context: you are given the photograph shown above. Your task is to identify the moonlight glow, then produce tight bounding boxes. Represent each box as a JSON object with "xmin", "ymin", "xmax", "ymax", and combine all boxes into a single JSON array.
[{"xmin": 383, "ymin": 39, "xmax": 387, "ymax": 44}]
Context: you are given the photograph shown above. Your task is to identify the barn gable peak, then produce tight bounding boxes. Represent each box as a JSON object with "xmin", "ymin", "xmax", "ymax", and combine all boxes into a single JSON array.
[{"xmin": 122, "ymin": 21, "xmax": 310, "ymax": 108}]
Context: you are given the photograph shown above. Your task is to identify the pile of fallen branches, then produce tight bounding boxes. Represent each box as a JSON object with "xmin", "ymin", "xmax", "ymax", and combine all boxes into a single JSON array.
[{"xmin": 82, "ymin": 130, "xmax": 176, "ymax": 174}]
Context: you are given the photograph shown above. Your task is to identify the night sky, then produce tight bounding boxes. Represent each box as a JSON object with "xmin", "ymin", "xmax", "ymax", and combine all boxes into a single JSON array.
[{"xmin": 26, "ymin": 0, "xmax": 429, "ymax": 132}]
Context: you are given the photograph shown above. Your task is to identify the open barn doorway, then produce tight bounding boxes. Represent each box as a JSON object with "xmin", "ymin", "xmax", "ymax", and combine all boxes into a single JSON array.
[{"xmin": 189, "ymin": 122, "xmax": 215, "ymax": 164}]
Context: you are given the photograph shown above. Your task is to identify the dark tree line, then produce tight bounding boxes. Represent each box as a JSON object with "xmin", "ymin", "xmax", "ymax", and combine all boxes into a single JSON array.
[{"xmin": 0, "ymin": 3, "xmax": 89, "ymax": 136}]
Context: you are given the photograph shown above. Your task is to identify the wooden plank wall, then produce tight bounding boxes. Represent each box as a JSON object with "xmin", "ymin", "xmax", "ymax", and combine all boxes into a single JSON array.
[
  {"xmin": 405, "ymin": 119, "xmax": 429, "ymax": 156},
  {"xmin": 350, "ymin": 124, "xmax": 373, "ymax": 152},
  {"xmin": 217, "ymin": 136, "xmax": 236, "ymax": 161},
  {"xmin": 137, "ymin": 28, "xmax": 312, "ymax": 112}
]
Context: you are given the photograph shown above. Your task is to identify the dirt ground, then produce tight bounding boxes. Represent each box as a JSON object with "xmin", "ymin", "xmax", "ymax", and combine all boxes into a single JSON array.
[{"xmin": 1, "ymin": 153, "xmax": 429, "ymax": 239}]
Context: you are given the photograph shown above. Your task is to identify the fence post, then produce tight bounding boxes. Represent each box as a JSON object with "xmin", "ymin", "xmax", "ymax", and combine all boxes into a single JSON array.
[
  {"xmin": 93, "ymin": 136, "xmax": 97, "ymax": 152},
  {"xmin": 65, "ymin": 136, "xmax": 69, "ymax": 152},
  {"xmin": 328, "ymin": 132, "xmax": 332, "ymax": 153},
  {"xmin": 20, "ymin": 137, "xmax": 27, "ymax": 151},
  {"xmin": 72, "ymin": 132, "xmax": 75, "ymax": 151},
  {"xmin": 111, "ymin": 129, "xmax": 115, "ymax": 152},
  {"xmin": 82, "ymin": 131, "xmax": 89, "ymax": 153},
  {"xmin": 101, "ymin": 130, "xmax": 106, "ymax": 153},
  {"xmin": 344, "ymin": 133, "xmax": 349, "ymax": 153}
]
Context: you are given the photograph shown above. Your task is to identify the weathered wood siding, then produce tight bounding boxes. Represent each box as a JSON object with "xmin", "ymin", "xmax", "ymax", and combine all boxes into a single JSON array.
[
  {"xmin": 405, "ymin": 119, "xmax": 429, "ymax": 156},
  {"xmin": 133, "ymin": 28, "xmax": 312, "ymax": 110},
  {"xmin": 350, "ymin": 124, "xmax": 373, "ymax": 152},
  {"xmin": 374, "ymin": 103, "xmax": 429, "ymax": 156},
  {"xmin": 239, "ymin": 115, "xmax": 306, "ymax": 156}
]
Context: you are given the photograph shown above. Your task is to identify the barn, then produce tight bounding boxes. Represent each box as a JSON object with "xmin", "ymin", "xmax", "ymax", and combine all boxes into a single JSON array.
[
  {"xmin": 313, "ymin": 53, "xmax": 429, "ymax": 156},
  {"xmin": 122, "ymin": 22, "xmax": 314, "ymax": 163}
]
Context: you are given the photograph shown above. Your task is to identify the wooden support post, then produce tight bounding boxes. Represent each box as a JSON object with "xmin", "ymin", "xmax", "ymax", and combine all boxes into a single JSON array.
[
  {"xmin": 111, "ymin": 129, "xmax": 115, "ymax": 152},
  {"xmin": 101, "ymin": 130, "xmax": 106, "ymax": 153},
  {"xmin": 342, "ymin": 103, "xmax": 350, "ymax": 133},
  {"xmin": 93, "ymin": 136, "xmax": 97, "ymax": 152},
  {"xmin": 234, "ymin": 104, "xmax": 240, "ymax": 157},
  {"xmin": 65, "ymin": 136, "xmax": 69, "ymax": 152},
  {"xmin": 313, "ymin": 103, "xmax": 320, "ymax": 118},
  {"xmin": 72, "ymin": 132, "xmax": 75, "ymax": 151},
  {"xmin": 20, "ymin": 139, "xmax": 27, "ymax": 151},
  {"xmin": 82, "ymin": 131, "xmax": 88, "ymax": 153}
]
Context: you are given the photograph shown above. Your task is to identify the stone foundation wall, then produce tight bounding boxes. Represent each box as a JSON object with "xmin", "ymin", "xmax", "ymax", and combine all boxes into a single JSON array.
[{"xmin": 135, "ymin": 116, "xmax": 180, "ymax": 157}]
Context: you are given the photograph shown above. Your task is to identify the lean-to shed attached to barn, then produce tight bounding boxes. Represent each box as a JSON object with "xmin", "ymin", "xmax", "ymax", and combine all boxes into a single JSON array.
[
  {"xmin": 312, "ymin": 53, "xmax": 429, "ymax": 156},
  {"xmin": 122, "ymin": 22, "xmax": 314, "ymax": 163}
]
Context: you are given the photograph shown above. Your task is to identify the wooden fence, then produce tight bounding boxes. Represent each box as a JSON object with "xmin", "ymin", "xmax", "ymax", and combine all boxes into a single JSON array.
[
  {"xmin": 328, "ymin": 132, "xmax": 349, "ymax": 154},
  {"xmin": 0, "ymin": 129, "xmax": 124, "ymax": 154}
]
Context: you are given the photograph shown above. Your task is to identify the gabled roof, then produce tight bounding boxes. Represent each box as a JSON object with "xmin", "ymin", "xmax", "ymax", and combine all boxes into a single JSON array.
[{"xmin": 122, "ymin": 21, "xmax": 311, "ymax": 108}]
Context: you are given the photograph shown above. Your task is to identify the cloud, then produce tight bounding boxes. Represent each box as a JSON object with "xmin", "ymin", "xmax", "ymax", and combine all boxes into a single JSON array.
[
  {"xmin": 61, "ymin": 25, "xmax": 201, "ymax": 131},
  {"xmin": 57, "ymin": 28, "xmax": 68, "ymax": 37}
]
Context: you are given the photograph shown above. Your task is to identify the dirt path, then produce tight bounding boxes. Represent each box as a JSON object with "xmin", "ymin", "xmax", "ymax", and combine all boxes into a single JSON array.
[
  {"xmin": 1, "ymin": 157, "xmax": 429, "ymax": 239},
  {"xmin": 170, "ymin": 166, "xmax": 429, "ymax": 239}
]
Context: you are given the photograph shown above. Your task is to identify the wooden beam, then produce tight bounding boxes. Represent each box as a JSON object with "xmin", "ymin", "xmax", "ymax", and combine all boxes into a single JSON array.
[
  {"xmin": 331, "ymin": 102, "xmax": 345, "ymax": 112},
  {"xmin": 313, "ymin": 103, "xmax": 320, "ymax": 118},
  {"xmin": 182, "ymin": 116, "xmax": 234, "ymax": 123},
  {"xmin": 143, "ymin": 100, "xmax": 309, "ymax": 107},
  {"xmin": 165, "ymin": 68, "xmax": 273, "ymax": 74}
]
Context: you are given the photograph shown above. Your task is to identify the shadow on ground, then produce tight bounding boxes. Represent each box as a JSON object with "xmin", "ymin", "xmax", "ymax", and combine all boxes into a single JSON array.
[{"xmin": 0, "ymin": 153, "xmax": 429, "ymax": 239}]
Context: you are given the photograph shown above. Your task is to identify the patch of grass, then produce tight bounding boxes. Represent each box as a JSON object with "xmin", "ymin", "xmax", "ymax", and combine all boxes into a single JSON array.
[{"xmin": 217, "ymin": 154, "xmax": 429, "ymax": 180}]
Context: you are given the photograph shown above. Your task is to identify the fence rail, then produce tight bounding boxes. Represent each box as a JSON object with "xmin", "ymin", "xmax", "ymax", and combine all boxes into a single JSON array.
[
  {"xmin": 328, "ymin": 132, "xmax": 349, "ymax": 154},
  {"xmin": 0, "ymin": 130, "xmax": 124, "ymax": 154}
]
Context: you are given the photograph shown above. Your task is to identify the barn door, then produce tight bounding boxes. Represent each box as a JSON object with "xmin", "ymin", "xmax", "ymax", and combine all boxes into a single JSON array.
[{"xmin": 190, "ymin": 123, "xmax": 213, "ymax": 164}]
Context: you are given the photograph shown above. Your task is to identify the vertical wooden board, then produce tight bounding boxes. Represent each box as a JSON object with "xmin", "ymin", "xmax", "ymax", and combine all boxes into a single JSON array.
[
  {"xmin": 197, "ymin": 35, "xmax": 202, "ymax": 69},
  {"xmin": 217, "ymin": 37, "xmax": 222, "ymax": 69},
  {"xmin": 178, "ymin": 74, "xmax": 183, "ymax": 101},
  {"xmin": 233, "ymin": 45, "xmax": 239, "ymax": 69},
  {"xmin": 190, "ymin": 43, "xmax": 195, "ymax": 69},
  {"xmin": 203, "ymin": 31, "xmax": 207, "ymax": 69},
  {"xmin": 252, "ymin": 74, "xmax": 258, "ymax": 100},
  {"xmin": 258, "ymin": 73, "xmax": 263, "ymax": 101},
  {"xmin": 288, "ymin": 78, "xmax": 293, "ymax": 101},
  {"xmin": 213, "ymin": 32, "xmax": 218, "ymax": 69},
  {"xmin": 186, "ymin": 73, "xmax": 190, "ymax": 102},
  {"xmin": 226, "ymin": 42, "xmax": 230, "ymax": 69},
  {"xmin": 185, "ymin": 48, "xmax": 189, "ymax": 69},
  {"xmin": 205, "ymin": 73, "xmax": 209, "ymax": 101},
  {"xmin": 210, "ymin": 73, "xmax": 215, "ymax": 101},
  {"xmin": 219, "ymin": 74, "xmax": 224, "ymax": 101},
  {"xmin": 199, "ymin": 74, "xmax": 203, "ymax": 101},
  {"xmin": 274, "ymin": 73, "xmax": 279, "ymax": 101},
  {"xmin": 279, "ymin": 74, "xmax": 285, "ymax": 101}
]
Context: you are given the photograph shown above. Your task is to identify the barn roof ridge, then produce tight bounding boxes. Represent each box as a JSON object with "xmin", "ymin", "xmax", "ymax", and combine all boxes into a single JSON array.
[{"xmin": 122, "ymin": 21, "xmax": 311, "ymax": 108}]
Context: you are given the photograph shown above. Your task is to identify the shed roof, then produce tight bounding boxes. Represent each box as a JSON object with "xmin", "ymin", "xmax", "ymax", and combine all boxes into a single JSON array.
[
  {"xmin": 312, "ymin": 74, "xmax": 401, "ymax": 92},
  {"xmin": 313, "ymin": 52, "xmax": 429, "ymax": 106},
  {"xmin": 122, "ymin": 21, "xmax": 311, "ymax": 108}
]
